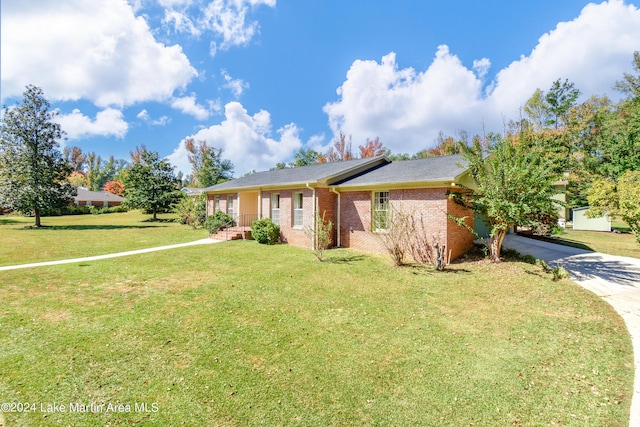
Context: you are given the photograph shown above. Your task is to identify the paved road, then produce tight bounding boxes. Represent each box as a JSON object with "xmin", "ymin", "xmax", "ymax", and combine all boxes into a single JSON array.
[
  {"xmin": 504, "ymin": 234, "xmax": 640, "ymax": 427},
  {"xmin": 0, "ymin": 238, "xmax": 219, "ymax": 271}
]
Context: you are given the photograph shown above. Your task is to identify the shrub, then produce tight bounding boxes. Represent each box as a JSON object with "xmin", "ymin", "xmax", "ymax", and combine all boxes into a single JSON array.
[
  {"xmin": 205, "ymin": 211, "xmax": 233, "ymax": 234},
  {"xmin": 305, "ymin": 211, "xmax": 333, "ymax": 261},
  {"xmin": 528, "ymin": 209, "xmax": 560, "ymax": 236},
  {"xmin": 251, "ymin": 218, "xmax": 280, "ymax": 245},
  {"xmin": 175, "ymin": 194, "xmax": 207, "ymax": 229}
]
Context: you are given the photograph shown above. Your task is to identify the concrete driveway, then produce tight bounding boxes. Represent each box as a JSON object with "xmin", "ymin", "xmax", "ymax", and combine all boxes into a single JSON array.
[{"xmin": 503, "ymin": 234, "xmax": 640, "ymax": 427}]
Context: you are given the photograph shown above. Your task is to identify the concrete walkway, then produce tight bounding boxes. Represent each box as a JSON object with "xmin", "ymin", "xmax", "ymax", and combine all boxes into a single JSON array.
[
  {"xmin": 503, "ymin": 234, "xmax": 640, "ymax": 427},
  {"xmin": 0, "ymin": 238, "xmax": 220, "ymax": 271}
]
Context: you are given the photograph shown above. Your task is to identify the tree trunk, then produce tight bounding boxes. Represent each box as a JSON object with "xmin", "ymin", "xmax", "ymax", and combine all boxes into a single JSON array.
[
  {"xmin": 152, "ymin": 207, "xmax": 157, "ymax": 221},
  {"xmin": 34, "ymin": 207, "xmax": 41, "ymax": 227},
  {"xmin": 489, "ymin": 229, "xmax": 506, "ymax": 262}
]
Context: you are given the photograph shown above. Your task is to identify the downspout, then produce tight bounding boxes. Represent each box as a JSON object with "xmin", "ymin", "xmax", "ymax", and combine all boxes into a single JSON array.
[
  {"xmin": 330, "ymin": 187, "xmax": 341, "ymax": 247},
  {"xmin": 306, "ymin": 183, "xmax": 316, "ymax": 251}
]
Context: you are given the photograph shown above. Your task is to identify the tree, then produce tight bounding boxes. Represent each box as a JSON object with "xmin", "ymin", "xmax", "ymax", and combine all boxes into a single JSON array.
[
  {"xmin": 124, "ymin": 149, "xmax": 180, "ymax": 220},
  {"xmin": 184, "ymin": 138, "xmax": 234, "ymax": 187},
  {"xmin": 0, "ymin": 85, "xmax": 76, "ymax": 227},
  {"xmin": 545, "ymin": 79, "xmax": 581, "ymax": 129},
  {"xmin": 524, "ymin": 88, "xmax": 551, "ymax": 131},
  {"xmin": 63, "ymin": 146, "xmax": 87, "ymax": 173},
  {"xmin": 614, "ymin": 51, "xmax": 640, "ymax": 98},
  {"xmin": 452, "ymin": 134, "xmax": 559, "ymax": 262},
  {"xmin": 103, "ymin": 180, "xmax": 125, "ymax": 196},
  {"xmin": 67, "ymin": 171, "xmax": 86, "ymax": 187},
  {"xmin": 588, "ymin": 171, "xmax": 640, "ymax": 243},
  {"xmin": 358, "ymin": 137, "xmax": 386, "ymax": 158},
  {"xmin": 290, "ymin": 148, "xmax": 320, "ymax": 167},
  {"xmin": 324, "ymin": 132, "xmax": 354, "ymax": 162}
]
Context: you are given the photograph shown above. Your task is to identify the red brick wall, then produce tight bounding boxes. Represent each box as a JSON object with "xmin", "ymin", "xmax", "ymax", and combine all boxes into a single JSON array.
[
  {"xmin": 446, "ymin": 191, "xmax": 475, "ymax": 260},
  {"xmin": 207, "ymin": 193, "xmax": 235, "ymax": 216},
  {"xmin": 209, "ymin": 187, "xmax": 474, "ymax": 261},
  {"xmin": 260, "ymin": 188, "xmax": 316, "ymax": 248},
  {"xmin": 339, "ymin": 188, "xmax": 473, "ymax": 261},
  {"xmin": 339, "ymin": 190, "xmax": 386, "ymax": 253}
]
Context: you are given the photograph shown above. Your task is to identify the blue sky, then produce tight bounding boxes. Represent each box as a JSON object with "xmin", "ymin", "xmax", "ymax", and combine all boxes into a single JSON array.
[{"xmin": 2, "ymin": 0, "xmax": 640, "ymax": 177}]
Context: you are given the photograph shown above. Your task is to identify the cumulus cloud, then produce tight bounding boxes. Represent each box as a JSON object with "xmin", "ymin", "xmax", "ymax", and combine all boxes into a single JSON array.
[
  {"xmin": 323, "ymin": 0, "xmax": 640, "ymax": 156},
  {"xmin": 1, "ymin": 0, "xmax": 197, "ymax": 106},
  {"xmin": 167, "ymin": 101, "xmax": 302, "ymax": 176},
  {"xmin": 171, "ymin": 94, "xmax": 213, "ymax": 120},
  {"xmin": 56, "ymin": 108, "xmax": 129, "ymax": 139}
]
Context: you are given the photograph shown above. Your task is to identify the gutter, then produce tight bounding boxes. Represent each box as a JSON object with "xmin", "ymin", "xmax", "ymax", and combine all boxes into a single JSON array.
[
  {"xmin": 330, "ymin": 187, "xmax": 340, "ymax": 247},
  {"xmin": 306, "ymin": 183, "xmax": 316, "ymax": 250}
]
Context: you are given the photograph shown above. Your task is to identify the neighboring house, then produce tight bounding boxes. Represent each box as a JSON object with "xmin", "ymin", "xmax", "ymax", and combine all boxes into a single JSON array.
[
  {"xmin": 572, "ymin": 206, "xmax": 612, "ymax": 232},
  {"xmin": 203, "ymin": 154, "xmax": 476, "ymax": 261},
  {"xmin": 74, "ymin": 187, "xmax": 124, "ymax": 207},
  {"xmin": 182, "ymin": 187, "xmax": 205, "ymax": 196}
]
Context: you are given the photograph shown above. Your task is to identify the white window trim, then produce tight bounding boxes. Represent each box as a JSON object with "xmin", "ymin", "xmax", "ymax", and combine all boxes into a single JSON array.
[
  {"xmin": 292, "ymin": 192, "xmax": 304, "ymax": 228},
  {"xmin": 227, "ymin": 195, "xmax": 234, "ymax": 216},
  {"xmin": 372, "ymin": 191, "xmax": 390, "ymax": 232},
  {"xmin": 271, "ymin": 193, "xmax": 280, "ymax": 225}
]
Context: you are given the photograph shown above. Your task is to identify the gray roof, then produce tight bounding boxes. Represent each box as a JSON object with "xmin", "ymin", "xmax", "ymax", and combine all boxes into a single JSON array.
[
  {"xmin": 74, "ymin": 187, "xmax": 124, "ymax": 202},
  {"xmin": 204, "ymin": 156, "xmax": 389, "ymax": 192},
  {"xmin": 334, "ymin": 154, "xmax": 468, "ymax": 188}
]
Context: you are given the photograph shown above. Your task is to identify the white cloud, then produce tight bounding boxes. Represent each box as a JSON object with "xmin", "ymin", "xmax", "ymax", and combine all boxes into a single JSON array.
[
  {"xmin": 171, "ymin": 94, "xmax": 212, "ymax": 120},
  {"xmin": 487, "ymin": 0, "xmax": 640, "ymax": 116},
  {"xmin": 56, "ymin": 108, "xmax": 129, "ymax": 139},
  {"xmin": 163, "ymin": 9, "xmax": 201, "ymax": 36},
  {"xmin": 167, "ymin": 101, "xmax": 302, "ymax": 176},
  {"xmin": 1, "ymin": 0, "xmax": 197, "ymax": 106},
  {"xmin": 137, "ymin": 109, "xmax": 171, "ymax": 126},
  {"xmin": 160, "ymin": 0, "xmax": 276, "ymax": 55},
  {"xmin": 221, "ymin": 70, "xmax": 249, "ymax": 98},
  {"xmin": 323, "ymin": 0, "xmax": 640, "ymax": 156}
]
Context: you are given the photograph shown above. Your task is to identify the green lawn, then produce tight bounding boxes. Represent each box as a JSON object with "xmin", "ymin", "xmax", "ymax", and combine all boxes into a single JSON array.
[
  {"xmin": 541, "ymin": 219, "xmax": 640, "ymax": 259},
  {"xmin": 0, "ymin": 214, "xmax": 633, "ymax": 426},
  {"xmin": 0, "ymin": 211, "xmax": 207, "ymax": 266}
]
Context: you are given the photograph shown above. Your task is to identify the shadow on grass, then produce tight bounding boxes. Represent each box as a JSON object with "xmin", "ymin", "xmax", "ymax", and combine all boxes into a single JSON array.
[
  {"xmin": 323, "ymin": 254, "xmax": 366, "ymax": 264},
  {"xmin": 17, "ymin": 224, "xmax": 166, "ymax": 230},
  {"xmin": 0, "ymin": 218, "xmax": 23, "ymax": 225}
]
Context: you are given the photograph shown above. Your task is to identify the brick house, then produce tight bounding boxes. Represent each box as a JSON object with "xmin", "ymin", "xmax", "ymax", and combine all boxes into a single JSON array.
[
  {"xmin": 74, "ymin": 187, "xmax": 124, "ymax": 207},
  {"xmin": 203, "ymin": 154, "xmax": 476, "ymax": 261}
]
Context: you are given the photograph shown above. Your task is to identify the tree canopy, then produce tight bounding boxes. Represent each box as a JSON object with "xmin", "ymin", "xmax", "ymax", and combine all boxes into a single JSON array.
[
  {"xmin": 184, "ymin": 138, "xmax": 234, "ymax": 187},
  {"xmin": 0, "ymin": 85, "xmax": 76, "ymax": 226},
  {"xmin": 452, "ymin": 134, "xmax": 559, "ymax": 262},
  {"xmin": 124, "ymin": 148, "xmax": 181, "ymax": 220}
]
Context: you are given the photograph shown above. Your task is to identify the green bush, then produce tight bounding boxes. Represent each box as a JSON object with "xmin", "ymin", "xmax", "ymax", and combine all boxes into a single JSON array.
[
  {"xmin": 205, "ymin": 211, "xmax": 233, "ymax": 234},
  {"xmin": 174, "ymin": 194, "xmax": 207, "ymax": 228},
  {"xmin": 91, "ymin": 205, "xmax": 128, "ymax": 215},
  {"xmin": 251, "ymin": 218, "xmax": 280, "ymax": 244}
]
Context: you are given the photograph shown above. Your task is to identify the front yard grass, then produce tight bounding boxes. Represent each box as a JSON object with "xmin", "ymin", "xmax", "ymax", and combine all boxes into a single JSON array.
[
  {"xmin": 543, "ymin": 222, "xmax": 640, "ymax": 259},
  {"xmin": 0, "ymin": 211, "xmax": 207, "ymax": 266},
  {"xmin": 0, "ymin": 239, "xmax": 633, "ymax": 426}
]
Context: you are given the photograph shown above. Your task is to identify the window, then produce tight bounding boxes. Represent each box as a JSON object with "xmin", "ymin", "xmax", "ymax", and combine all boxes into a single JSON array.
[
  {"xmin": 214, "ymin": 196, "xmax": 220, "ymax": 212},
  {"xmin": 292, "ymin": 192, "xmax": 304, "ymax": 227},
  {"xmin": 227, "ymin": 195, "xmax": 234, "ymax": 217},
  {"xmin": 373, "ymin": 191, "xmax": 389, "ymax": 231},
  {"xmin": 271, "ymin": 194, "xmax": 280, "ymax": 225}
]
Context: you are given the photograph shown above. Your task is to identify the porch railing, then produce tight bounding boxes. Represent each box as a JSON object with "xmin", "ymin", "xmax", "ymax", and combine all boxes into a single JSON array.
[{"xmin": 219, "ymin": 213, "xmax": 260, "ymax": 241}]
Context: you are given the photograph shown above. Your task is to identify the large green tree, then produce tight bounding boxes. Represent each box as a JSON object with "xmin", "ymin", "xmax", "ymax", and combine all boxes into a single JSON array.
[
  {"xmin": 453, "ymin": 134, "xmax": 559, "ymax": 262},
  {"xmin": 0, "ymin": 85, "xmax": 76, "ymax": 227},
  {"xmin": 184, "ymin": 138, "xmax": 234, "ymax": 187},
  {"xmin": 124, "ymin": 149, "xmax": 181, "ymax": 220}
]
